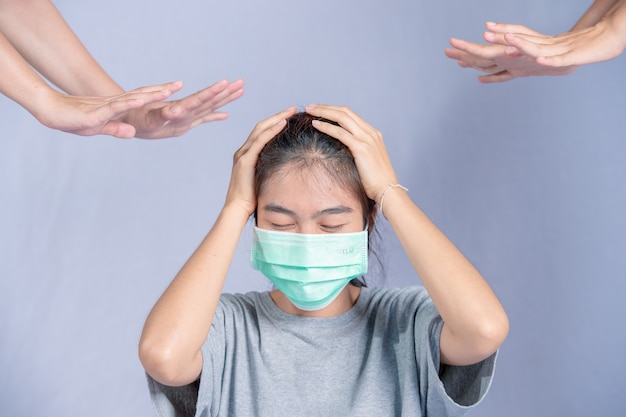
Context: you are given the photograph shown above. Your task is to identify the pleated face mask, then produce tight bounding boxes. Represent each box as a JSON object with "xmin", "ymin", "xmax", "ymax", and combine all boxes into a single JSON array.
[{"xmin": 250, "ymin": 226, "xmax": 368, "ymax": 311}]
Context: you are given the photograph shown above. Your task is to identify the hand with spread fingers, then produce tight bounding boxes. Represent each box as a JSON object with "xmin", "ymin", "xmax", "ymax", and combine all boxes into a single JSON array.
[
  {"xmin": 126, "ymin": 79, "xmax": 245, "ymax": 139},
  {"xmin": 445, "ymin": 0, "xmax": 626, "ymax": 83}
]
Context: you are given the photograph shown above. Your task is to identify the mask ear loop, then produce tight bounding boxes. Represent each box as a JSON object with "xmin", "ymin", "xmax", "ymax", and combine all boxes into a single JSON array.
[{"xmin": 353, "ymin": 222, "xmax": 369, "ymax": 288}]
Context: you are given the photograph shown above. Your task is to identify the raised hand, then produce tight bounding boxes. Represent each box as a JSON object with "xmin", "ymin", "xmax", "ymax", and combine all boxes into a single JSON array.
[
  {"xmin": 33, "ymin": 82, "xmax": 183, "ymax": 138},
  {"xmin": 305, "ymin": 104, "xmax": 399, "ymax": 204},
  {"xmin": 127, "ymin": 79, "xmax": 245, "ymax": 139},
  {"xmin": 226, "ymin": 106, "xmax": 298, "ymax": 215},
  {"xmin": 446, "ymin": 0, "xmax": 626, "ymax": 84},
  {"xmin": 488, "ymin": 20, "xmax": 626, "ymax": 68},
  {"xmin": 445, "ymin": 23, "xmax": 576, "ymax": 83}
]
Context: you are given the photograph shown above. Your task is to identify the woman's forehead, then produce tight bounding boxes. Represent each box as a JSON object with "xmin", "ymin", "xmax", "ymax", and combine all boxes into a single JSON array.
[{"xmin": 260, "ymin": 166, "xmax": 361, "ymax": 210}]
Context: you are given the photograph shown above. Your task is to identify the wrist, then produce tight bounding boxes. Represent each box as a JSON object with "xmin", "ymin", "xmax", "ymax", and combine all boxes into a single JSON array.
[
  {"xmin": 219, "ymin": 201, "xmax": 255, "ymax": 226},
  {"xmin": 29, "ymin": 86, "xmax": 64, "ymax": 127},
  {"xmin": 377, "ymin": 183, "xmax": 409, "ymax": 219}
]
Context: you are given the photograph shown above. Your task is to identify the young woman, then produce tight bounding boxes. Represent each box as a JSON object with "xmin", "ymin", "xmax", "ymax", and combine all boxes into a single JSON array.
[{"xmin": 139, "ymin": 105, "xmax": 509, "ymax": 417}]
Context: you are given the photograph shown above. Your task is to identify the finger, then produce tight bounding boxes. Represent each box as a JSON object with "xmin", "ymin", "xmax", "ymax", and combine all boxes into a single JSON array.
[
  {"xmin": 445, "ymin": 48, "xmax": 488, "ymax": 67},
  {"xmin": 449, "ymin": 38, "xmax": 509, "ymax": 60},
  {"xmin": 143, "ymin": 80, "xmax": 184, "ymax": 96},
  {"xmin": 306, "ymin": 105, "xmax": 384, "ymax": 155},
  {"xmin": 187, "ymin": 84, "xmax": 245, "ymax": 123},
  {"xmin": 504, "ymin": 46, "xmax": 523, "ymax": 58},
  {"xmin": 484, "ymin": 31, "xmax": 511, "ymax": 46},
  {"xmin": 485, "ymin": 22, "xmax": 541, "ymax": 37},
  {"xmin": 242, "ymin": 107, "xmax": 297, "ymax": 150},
  {"xmin": 125, "ymin": 81, "xmax": 181, "ymax": 95},
  {"xmin": 503, "ymin": 33, "xmax": 563, "ymax": 57},
  {"xmin": 201, "ymin": 80, "xmax": 245, "ymax": 111},
  {"xmin": 162, "ymin": 80, "xmax": 245, "ymax": 120},
  {"xmin": 193, "ymin": 79, "xmax": 244, "ymax": 107},
  {"xmin": 233, "ymin": 110, "xmax": 295, "ymax": 167},
  {"xmin": 535, "ymin": 54, "xmax": 579, "ymax": 68},
  {"xmin": 173, "ymin": 107, "xmax": 233, "ymax": 129},
  {"xmin": 478, "ymin": 70, "xmax": 516, "ymax": 83},
  {"xmin": 306, "ymin": 104, "xmax": 375, "ymax": 133},
  {"xmin": 196, "ymin": 111, "xmax": 230, "ymax": 124},
  {"xmin": 305, "ymin": 104, "xmax": 373, "ymax": 139},
  {"xmin": 310, "ymin": 119, "xmax": 357, "ymax": 150},
  {"xmin": 446, "ymin": 47, "xmax": 494, "ymax": 68},
  {"xmin": 92, "ymin": 120, "xmax": 136, "ymax": 139},
  {"xmin": 444, "ymin": 47, "xmax": 464, "ymax": 60},
  {"xmin": 447, "ymin": 49, "xmax": 501, "ymax": 72},
  {"xmin": 122, "ymin": 81, "xmax": 188, "ymax": 103},
  {"xmin": 199, "ymin": 84, "xmax": 245, "ymax": 114}
]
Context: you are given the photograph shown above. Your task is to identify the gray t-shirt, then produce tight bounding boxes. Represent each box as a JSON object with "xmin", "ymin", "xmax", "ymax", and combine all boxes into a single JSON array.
[{"xmin": 147, "ymin": 286, "xmax": 497, "ymax": 417}]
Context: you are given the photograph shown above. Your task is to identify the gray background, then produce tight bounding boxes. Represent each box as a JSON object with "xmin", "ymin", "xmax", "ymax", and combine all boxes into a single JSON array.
[{"xmin": 1, "ymin": 0, "xmax": 625, "ymax": 416}]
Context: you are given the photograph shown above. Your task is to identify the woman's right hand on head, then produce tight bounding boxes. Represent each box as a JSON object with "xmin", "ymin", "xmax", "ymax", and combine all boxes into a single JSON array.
[{"xmin": 224, "ymin": 107, "xmax": 298, "ymax": 215}]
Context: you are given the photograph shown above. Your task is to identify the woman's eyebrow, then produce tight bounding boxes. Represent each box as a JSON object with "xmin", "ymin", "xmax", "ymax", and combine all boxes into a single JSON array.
[
  {"xmin": 261, "ymin": 204, "xmax": 353, "ymax": 219},
  {"xmin": 314, "ymin": 206, "xmax": 353, "ymax": 218},
  {"xmin": 261, "ymin": 204, "xmax": 298, "ymax": 218}
]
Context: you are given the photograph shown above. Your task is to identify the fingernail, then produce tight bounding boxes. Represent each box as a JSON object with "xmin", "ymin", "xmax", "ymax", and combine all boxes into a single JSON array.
[
  {"xmin": 306, "ymin": 104, "xmax": 317, "ymax": 111},
  {"xmin": 312, "ymin": 120, "xmax": 321, "ymax": 127},
  {"xmin": 486, "ymin": 21, "xmax": 496, "ymax": 27}
]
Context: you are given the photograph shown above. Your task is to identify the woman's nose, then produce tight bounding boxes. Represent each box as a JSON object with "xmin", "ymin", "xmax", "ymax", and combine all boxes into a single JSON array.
[{"xmin": 299, "ymin": 223, "xmax": 320, "ymax": 235}]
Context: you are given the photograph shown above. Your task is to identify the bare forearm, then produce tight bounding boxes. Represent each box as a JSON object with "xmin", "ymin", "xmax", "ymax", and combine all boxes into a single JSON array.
[
  {"xmin": 0, "ymin": 32, "xmax": 60, "ymax": 119},
  {"xmin": 571, "ymin": 0, "xmax": 620, "ymax": 30},
  {"xmin": 605, "ymin": 0, "xmax": 626, "ymax": 30},
  {"xmin": 0, "ymin": 0, "xmax": 122, "ymax": 96},
  {"xmin": 382, "ymin": 189, "xmax": 508, "ymax": 363},
  {"xmin": 139, "ymin": 204, "xmax": 250, "ymax": 386}
]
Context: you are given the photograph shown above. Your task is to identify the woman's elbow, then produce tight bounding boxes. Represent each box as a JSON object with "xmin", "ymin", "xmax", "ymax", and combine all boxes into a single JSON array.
[
  {"xmin": 473, "ymin": 311, "xmax": 510, "ymax": 358},
  {"xmin": 138, "ymin": 337, "xmax": 201, "ymax": 387}
]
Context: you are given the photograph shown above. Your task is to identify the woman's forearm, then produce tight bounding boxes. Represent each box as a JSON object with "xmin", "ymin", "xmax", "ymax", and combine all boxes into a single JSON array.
[
  {"xmin": 0, "ymin": 0, "xmax": 123, "ymax": 96},
  {"xmin": 382, "ymin": 189, "xmax": 508, "ymax": 365},
  {"xmin": 571, "ymin": 0, "xmax": 620, "ymax": 30},
  {"xmin": 139, "ymin": 204, "xmax": 250, "ymax": 386},
  {"xmin": 0, "ymin": 31, "xmax": 61, "ymax": 119}
]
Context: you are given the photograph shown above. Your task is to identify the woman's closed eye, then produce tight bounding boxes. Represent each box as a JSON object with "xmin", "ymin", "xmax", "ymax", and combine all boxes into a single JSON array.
[
  {"xmin": 320, "ymin": 224, "xmax": 346, "ymax": 232},
  {"xmin": 270, "ymin": 223, "xmax": 295, "ymax": 231}
]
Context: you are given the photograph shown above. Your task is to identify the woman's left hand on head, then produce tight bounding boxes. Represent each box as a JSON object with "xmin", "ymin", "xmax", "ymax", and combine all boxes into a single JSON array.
[{"xmin": 305, "ymin": 104, "xmax": 399, "ymax": 205}]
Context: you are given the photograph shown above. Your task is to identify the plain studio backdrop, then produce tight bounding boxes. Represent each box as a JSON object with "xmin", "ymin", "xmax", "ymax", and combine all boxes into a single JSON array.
[{"xmin": 1, "ymin": 0, "xmax": 624, "ymax": 416}]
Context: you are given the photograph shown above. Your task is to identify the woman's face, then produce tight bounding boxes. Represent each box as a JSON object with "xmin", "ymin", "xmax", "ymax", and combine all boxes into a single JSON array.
[{"xmin": 256, "ymin": 165, "xmax": 364, "ymax": 235}]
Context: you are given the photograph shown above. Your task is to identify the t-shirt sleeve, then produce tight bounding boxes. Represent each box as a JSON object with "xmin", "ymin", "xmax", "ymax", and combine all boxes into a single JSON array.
[
  {"xmin": 146, "ymin": 376, "xmax": 200, "ymax": 417},
  {"xmin": 414, "ymin": 301, "xmax": 497, "ymax": 416},
  {"xmin": 195, "ymin": 303, "xmax": 227, "ymax": 417},
  {"xmin": 145, "ymin": 301, "xmax": 228, "ymax": 417}
]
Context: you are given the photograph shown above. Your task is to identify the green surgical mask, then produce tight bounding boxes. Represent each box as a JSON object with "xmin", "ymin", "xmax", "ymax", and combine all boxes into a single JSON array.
[{"xmin": 250, "ymin": 226, "xmax": 368, "ymax": 311}]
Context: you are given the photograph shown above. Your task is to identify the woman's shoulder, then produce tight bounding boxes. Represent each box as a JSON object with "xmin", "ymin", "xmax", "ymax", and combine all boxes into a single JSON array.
[
  {"xmin": 363, "ymin": 285, "xmax": 431, "ymax": 305},
  {"xmin": 218, "ymin": 291, "xmax": 269, "ymax": 311},
  {"xmin": 359, "ymin": 285, "xmax": 435, "ymax": 318}
]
